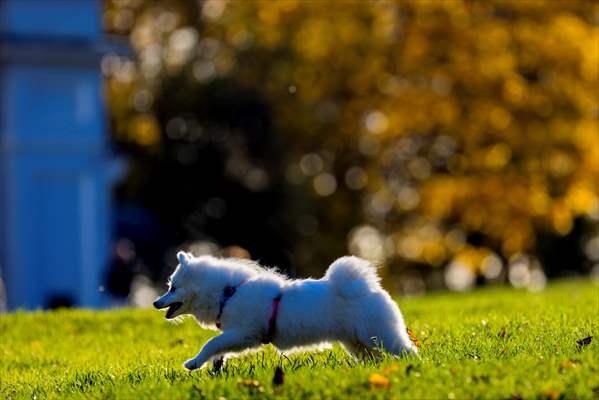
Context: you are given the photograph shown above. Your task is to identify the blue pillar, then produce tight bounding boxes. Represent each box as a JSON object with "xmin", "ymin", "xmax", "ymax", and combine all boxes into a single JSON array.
[{"xmin": 0, "ymin": 0, "xmax": 121, "ymax": 309}]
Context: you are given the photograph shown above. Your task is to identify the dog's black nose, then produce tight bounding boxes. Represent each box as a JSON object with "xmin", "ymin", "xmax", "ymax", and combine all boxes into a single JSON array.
[{"xmin": 153, "ymin": 300, "xmax": 160, "ymax": 309}]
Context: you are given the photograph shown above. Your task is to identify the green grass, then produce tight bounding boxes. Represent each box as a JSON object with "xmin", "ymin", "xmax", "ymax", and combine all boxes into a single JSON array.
[{"xmin": 1, "ymin": 280, "xmax": 598, "ymax": 399}]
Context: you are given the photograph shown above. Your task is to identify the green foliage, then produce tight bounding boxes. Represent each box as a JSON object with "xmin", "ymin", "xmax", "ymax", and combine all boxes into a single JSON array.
[{"xmin": 1, "ymin": 280, "xmax": 597, "ymax": 399}]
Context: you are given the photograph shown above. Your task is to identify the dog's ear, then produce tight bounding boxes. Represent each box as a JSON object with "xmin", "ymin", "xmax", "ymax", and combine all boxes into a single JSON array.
[{"xmin": 177, "ymin": 251, "xmax": 192, "ymax": 266}]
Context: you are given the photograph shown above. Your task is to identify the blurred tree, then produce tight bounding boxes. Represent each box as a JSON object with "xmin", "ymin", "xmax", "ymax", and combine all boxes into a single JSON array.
[{"xmin": 103, "ymin": 0, "xmax": 599, "ymax": 288}]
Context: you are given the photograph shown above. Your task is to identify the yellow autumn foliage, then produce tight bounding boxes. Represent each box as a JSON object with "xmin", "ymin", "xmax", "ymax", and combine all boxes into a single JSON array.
[{"xmin": 104, "ymin": 0, "xmax": 599, "ymax": 274}]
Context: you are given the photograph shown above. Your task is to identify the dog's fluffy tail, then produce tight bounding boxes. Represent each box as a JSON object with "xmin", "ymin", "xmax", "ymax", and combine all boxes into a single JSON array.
[{"xmin": 324, "ymin": 256, "xmax": 381, "ymax": 299}]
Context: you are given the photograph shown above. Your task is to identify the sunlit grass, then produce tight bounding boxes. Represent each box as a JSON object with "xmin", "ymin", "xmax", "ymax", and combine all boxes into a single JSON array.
[{"xmin": 1, "ymin": 280, "xmax": 597, "ymax": 399}]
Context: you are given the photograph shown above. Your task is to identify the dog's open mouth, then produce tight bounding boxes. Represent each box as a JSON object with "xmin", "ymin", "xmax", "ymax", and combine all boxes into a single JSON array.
[{"xmin": 165, "ymin": 302, "xmax": 183, "ymax": 319}]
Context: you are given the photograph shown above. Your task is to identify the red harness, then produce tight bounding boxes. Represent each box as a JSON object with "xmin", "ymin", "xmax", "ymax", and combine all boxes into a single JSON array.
[
  {"xmin": 215, "ymin": 280, "xmax": 246, "ymax": 329},
  {"xmin": 215, "ymin": 280, "xmax": 282, "ymax": 344},
  {"xmin": 261, "ymin": 294, "xmax": 282, "ymax": 344}
]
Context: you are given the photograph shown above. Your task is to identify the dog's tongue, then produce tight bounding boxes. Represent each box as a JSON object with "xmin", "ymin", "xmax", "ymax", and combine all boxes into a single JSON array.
[{"xmin": 165, "ymin": 302, "xmax": 182, "ymax": 319}]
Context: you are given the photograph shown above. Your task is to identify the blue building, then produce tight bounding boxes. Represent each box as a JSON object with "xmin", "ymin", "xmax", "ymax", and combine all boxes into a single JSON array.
[{"xmin": 0, "ymin": 0, "xmax": 122, "ymax": 309}]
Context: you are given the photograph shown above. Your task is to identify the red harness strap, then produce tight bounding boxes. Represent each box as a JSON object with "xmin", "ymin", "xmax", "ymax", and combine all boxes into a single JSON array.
[
  {"xmin": 216, "ymin": 280, "xmax": 246, "ymax": 329},
  {"xmin": 261, "ymin": 294, "xmax": 282, "ymax": 344},
  {"xmin": 216, "ymin": 280, "xmax": 282, "ymax": 343}
]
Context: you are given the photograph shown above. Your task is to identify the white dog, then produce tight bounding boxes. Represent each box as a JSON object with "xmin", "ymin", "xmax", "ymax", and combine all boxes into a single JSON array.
[{"xmin": 153, "ymin": 252, "xmax": 417, "ymax": 370}]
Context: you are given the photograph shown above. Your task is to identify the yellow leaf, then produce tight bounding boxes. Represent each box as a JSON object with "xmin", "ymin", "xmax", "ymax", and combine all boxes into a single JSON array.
[
  {"xmin": 383, "ymin": 364, "xmax": 400, "ymax": 374},
  {"xmin": 368, "ymin": 373, "xmax": 390, "ymax": 388}
]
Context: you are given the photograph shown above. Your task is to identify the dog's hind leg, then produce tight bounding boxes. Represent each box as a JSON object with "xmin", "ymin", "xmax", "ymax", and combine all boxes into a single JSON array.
[
  {"xmin": 357, "ymin": 329, "xmax": 416, "ymax": 357},
  {"xmin": 183, "ymin": 330, "xmax": 255, "ymax": 371},
  {"xmin": 342, "ymin": 341, "xmax": 379, "ymax": 362}
]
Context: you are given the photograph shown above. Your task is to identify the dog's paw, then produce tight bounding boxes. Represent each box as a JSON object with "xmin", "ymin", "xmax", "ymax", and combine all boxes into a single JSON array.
[
  {"xmin": 212, "ymin": 357, "xmax": 224, "ymax": 373},
  {"xmin": 183, "ymin": 358, "xmax": 197, "ymax": 371}
]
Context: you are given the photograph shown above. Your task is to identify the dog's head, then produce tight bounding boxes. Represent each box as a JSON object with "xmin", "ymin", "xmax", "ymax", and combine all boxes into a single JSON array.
[{"xmin": 153, "ymin": 251, "xmax": 196, "ymax": 320}]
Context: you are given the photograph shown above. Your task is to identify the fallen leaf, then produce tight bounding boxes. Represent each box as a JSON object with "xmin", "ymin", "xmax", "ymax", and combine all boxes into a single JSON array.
[
  {"xmin": 543, "ymin": 389, "xmax": 561, "ymax": 400},
  {"xmin": 383, "ymin": 364, "xmax": 399, "ymax": 374},
  {"xmin": 576, "ymin": 336, "xmax": 592, "ymax": 349},
  {"xmin": 272, "ymin": 366, "xmax": 284, "ymax": 386},
  {"xmin": 368, "ymin": 373, "xmax": 390, "ymax": 388},
  {"xmin": 498, "ymin": 326, "xmax": 507, "ymax": 338},
  {"xmin": 559, "ymin": 359, "xmax": 580, "ymax": 373},
  {"xmin": 405, "ymin": 364, "xmax": 421, "ymax": 377},
  {"xmin": 472, "ymin": 375, "xmax": 490, "ymax": 383},
  {"xmin": 407, "ymin": 328, "xmax": 421, "ymax": 349},
  {"xmin": 239, "ymin": 379, "xmax": 264, "ymax": 392}
]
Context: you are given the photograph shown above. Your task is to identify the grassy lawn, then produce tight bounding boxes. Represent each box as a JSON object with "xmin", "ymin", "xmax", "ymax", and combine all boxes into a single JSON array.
[{"xmin": 1, "ymin": 280, "xmax": 597, "ymax": 399}]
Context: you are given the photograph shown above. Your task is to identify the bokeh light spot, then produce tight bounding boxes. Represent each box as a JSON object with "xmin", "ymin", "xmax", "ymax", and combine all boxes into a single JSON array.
[
  {"xmin": 364, "ymin": 110, "xmax": 389, "ymax": 135},
  {"xmin": 313, "ymin": 173, "xmax": 337, "ymax": 196}
]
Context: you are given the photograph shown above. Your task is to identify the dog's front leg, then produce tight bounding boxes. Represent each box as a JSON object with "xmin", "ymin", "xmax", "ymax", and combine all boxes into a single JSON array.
[{"xmin": 183, "ymin": 331, "xmax": 252, "ymax": 371}]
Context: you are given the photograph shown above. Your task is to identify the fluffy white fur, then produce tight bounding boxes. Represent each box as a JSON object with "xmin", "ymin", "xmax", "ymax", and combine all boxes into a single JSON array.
[{"xmin": 153, "ymin": 252, "xmax": 416, "ymax": 371}]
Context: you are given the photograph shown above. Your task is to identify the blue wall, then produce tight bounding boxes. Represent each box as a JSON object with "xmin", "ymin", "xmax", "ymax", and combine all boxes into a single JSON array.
[{"xmin": 0, "ymin": 0, "xmax": 120, "ymax": 309}]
